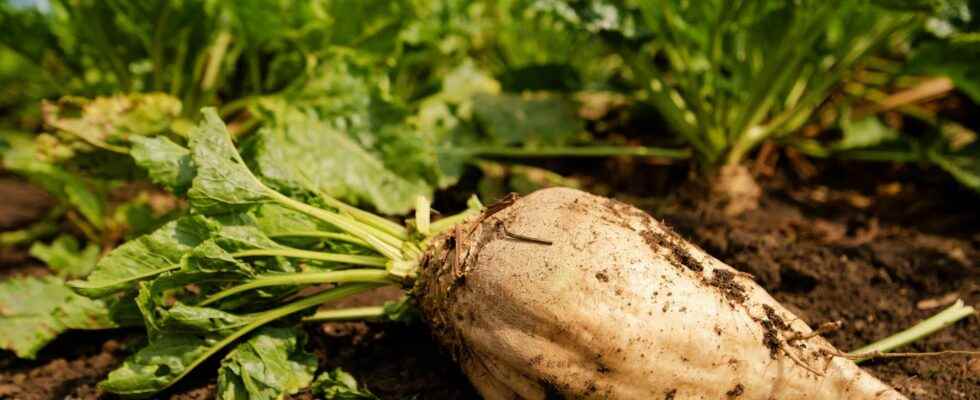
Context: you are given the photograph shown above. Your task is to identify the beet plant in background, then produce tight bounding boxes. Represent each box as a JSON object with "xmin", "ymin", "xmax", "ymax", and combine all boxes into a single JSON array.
[{"xmin": 553, "ymin": 0, "xmax": 980, "ymax": 212}]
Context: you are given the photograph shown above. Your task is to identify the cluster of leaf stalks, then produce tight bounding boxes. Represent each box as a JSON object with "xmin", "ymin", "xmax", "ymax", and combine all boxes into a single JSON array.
[
  {"xmin": 52, "ymin": 109, "xmax": 465, "ymax": 398},
  {"xmin": 555, "ymin": 0, "xmax": 980, "ymax": 192}
]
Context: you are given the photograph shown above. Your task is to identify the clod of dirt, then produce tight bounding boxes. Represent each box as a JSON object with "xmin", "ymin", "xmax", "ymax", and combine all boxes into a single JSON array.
[
  {"xmin": 760, "ymin": 318, "xmax": 782, "ymax": 359},
  {"xmin": 726, "ymin": 383, "xmax": 745, "ymax": 398},
  {"xmin": 0, "ymin": 178, "xmax": 54, "ymax": 229},
  {"xmin": 763, "ymin": 304, "xmax": 790, "ymax": 331},
  {"xmin": 0, "ymin": 336, "xmax": 122, "ymax": 400},
  {"xmin": 709, "ymin": 269, "xmax": 747, "ymax": 303},
  {"xmin": 640, "ymin": 229, "xmax": 703, "ymax": 273}
]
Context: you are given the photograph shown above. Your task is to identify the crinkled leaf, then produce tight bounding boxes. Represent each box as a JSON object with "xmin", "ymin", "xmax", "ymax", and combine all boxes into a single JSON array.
[
  {"xmin": 100, "ymin": 334, "xmax": 217, "ymax": 397},
  {"xmin": 255, "ymin": 107, "xmax": 431, "ymax": 215},
  {"xmin": 230, "ymin": 0, "xmax": 408, "ymax": 56},
  {"xmin": 29, "ymin": 234, "xmax": 100, "ymax": 278},
  {"xmin": 405, "ymin": 64, "xmax": 589, "ymax": 190},
  {"xmin": 430, "ymin": 61, "xmax": 501, "ymax": 106},
  {"xmin": 101, "ymin": 282, "xmax": 372, "ymax": 398},
  {"xmin": 211, "ymin": 213, "xmax": 286, "ymax": 253},
  {"xmin": 105, "ymin": 290, "xmax": 252, "ymax": 397},
  {"xmin": 134, "ymin": 272, "xmax": 241, "ymax": 334},
  {"xmin": 217, "ymin": 327, "xmax": 317, "ymax": 400},
  {"xmin": 217, "ymin": 220, "xmax": 300, "ymax": 273},
  {"xmin": 181, "ymin": 240, "xmax": 255, "ymax": 277},
  {"xmin": 313, "ymin": 0, "xmax": 410, "ymax": 55},
  {"xmin": 271, "ymin": 61, "xmax": 384, "ymax": 132},
  {"xmin": 155, "ymin": 303, "xmax": 250, "ymax": 337},
  {"xmin": 40, "ymin": 94, "xmax": 182, "ymax": 158},
  {"xmin": 312, "ymin": 368, "xmax": 379, "ymax": 400},
  {"xmin": 130, "ymin": 136, "xmax": 195, "ymax": 194},
  {"xmin": 187, "ymin": 108, "xmax": 272, "ymax": 214},
  {"xmin": 371, "ymin": 123, "xmax": 467, "ymax": 190},
  {"xmin": 0, "ymin": 276, "xmax": 114, "ymax": 359},
  {"xmin": 68, "ymin": 216, "xmax": 214, "ymax": 298}
]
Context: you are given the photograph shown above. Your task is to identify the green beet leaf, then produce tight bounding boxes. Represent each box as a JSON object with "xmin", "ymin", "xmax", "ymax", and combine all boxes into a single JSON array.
[
  {"xmin": 135, "ymin": 272, "xmax": 242, "ymax": 334},
  {"xmin": 312, "ymin": 368, "xmax": 379, "ymax": 400},
  {"xmin": 187, "ymin": 108, "xmax": 274, "ymax": 214},
  {"xmin": 249, "ymin": 203, "xmax": 326, "ymax": 236},
  {"xmin": 41, "ymin": 94, "xmax": 182, "ymax": 156},
  {"xmin": 68, "ymin": 216, "xmax": 215, "ymax": 298},
  {"xmin": 29, "ymin": 234, "xmax": 100, "ymax": 278},
  {"xmin": 217, "ymin": 327, "xmax": 317, "ymax": 400},
  {"xmin": 102, "ymin": 280, "xmax": 379, "ymax": 398},
  {"xmin": 211, "ymin": 213, "xmax": 288, "ymax": 253},
  {"xmin": 181, "ymin": 240, "xmax": 256, "ymax": 277},
  {"xmin": 155, "ymin": 303, "xmax": 252, "ymax": 336},
  {"xmin": 104, "ymin": 286, "xmax": 253, "ymax": 397},
  {"xmin": 471, "ymin": 93, "xmax": 584, "ymax": 147},
  {"xmin": 254, "ymin": 106, "xmax": 431, "ymax": 215},
  {"xmin": 0, "ymin": 276, "xmax": 115, "ymax": 359},
  {"xmin": 100, "ymin": 334, "xmax": 219, "ymax": 397},
  {"xmin": 130, "ymin": 136, "xmax": 195, "ymax": 194}
]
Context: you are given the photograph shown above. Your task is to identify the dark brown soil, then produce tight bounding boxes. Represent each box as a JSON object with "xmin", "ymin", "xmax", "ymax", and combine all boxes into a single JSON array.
[
  {"xmin": 650, "ymin": 161, "xmax": 980, "ymax": 400},
  {"xmin": 1, "ymin": 158, "xmax": 978, "ymax": 399},
  {"xmin": 0, "ymin": 177, "xmax": 53, "ymax": 230}
]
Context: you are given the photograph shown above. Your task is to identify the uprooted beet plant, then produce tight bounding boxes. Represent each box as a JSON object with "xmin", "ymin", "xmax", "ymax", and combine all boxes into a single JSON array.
[{"xmin": 1, "ymin": 109, "xmax": 972, "ymax": 399}]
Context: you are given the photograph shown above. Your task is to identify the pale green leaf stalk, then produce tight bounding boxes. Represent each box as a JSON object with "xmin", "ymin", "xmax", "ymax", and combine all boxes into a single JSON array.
[
  {"xmin": 561, "ymin": 1, "xmax": 925, "ymax": 169},
  {"xmin": 849, "ymin": 300, "xmax": 976, "ymax": 363}
]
